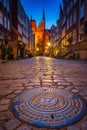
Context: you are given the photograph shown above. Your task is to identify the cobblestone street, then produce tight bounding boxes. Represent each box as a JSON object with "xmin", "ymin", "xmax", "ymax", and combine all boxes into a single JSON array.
[{"xmin": 0, "ymin": 57, "xmax": 87, "ymax": 130}]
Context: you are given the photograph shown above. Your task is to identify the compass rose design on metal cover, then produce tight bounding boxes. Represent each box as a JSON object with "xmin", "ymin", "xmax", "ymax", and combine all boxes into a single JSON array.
[{"xmin": 11, "ymin": 87, "xmax": 87, "ymax": 129}]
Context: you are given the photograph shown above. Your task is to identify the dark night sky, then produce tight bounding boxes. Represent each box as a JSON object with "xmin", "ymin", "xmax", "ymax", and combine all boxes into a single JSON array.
[{"xmin": 21, "ymin": 0, "xmax": 62, "ymax": 29}]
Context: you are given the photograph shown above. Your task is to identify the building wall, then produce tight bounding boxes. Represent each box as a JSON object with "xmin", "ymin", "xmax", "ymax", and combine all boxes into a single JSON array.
[
  {"xmin": 28, "ymin": 22, "xmax": 35, "ymax": 52},
  {"xmin": 10, "ymin": 0, "xmax": 29, "ymax": 59},
  {"xmin": 50, "ymin": 0, "xmax": 87, "ymax": 60},
  {"xmin": 50, "ymin": 21, "xmax": 62, "ymax": 57},
  {"xmin": 0, "ymin": 0, "xmax": 30, "ymax": 60},
  {"xmin": 0, "ymin": 0, "xmax": 11, "ymax": 40},
  {"xmin": 0, "ymin": 0, "xmax": 11, "ymax": 59},
  {"xmin": 11, "ymin": 0, "xmax": 18, "ymax": 41}
]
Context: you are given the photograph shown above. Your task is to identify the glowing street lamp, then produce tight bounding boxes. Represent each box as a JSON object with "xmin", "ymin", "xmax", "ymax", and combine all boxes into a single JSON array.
[
  {"xmin": 36, "ymin": 48, "xmax": 39, "ymax": 51},
  {"xmin": 47, "ymin": 42, "xmax": 51, "ymax": 47}
]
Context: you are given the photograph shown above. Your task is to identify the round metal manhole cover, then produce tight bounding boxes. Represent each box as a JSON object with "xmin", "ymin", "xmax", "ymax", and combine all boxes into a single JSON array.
[{"xmin": 11, "ymin": 87, "xmax": 87, "ymax": 129}]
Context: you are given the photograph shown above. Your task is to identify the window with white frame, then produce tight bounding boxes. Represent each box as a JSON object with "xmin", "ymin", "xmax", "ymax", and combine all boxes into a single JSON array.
[
  {"xmin": 80, "ymin": 33, "xmax": 84, "ymax": 41},
  {"xmin": 62, "ymin": 26, "xmax": 66, "ymax": 38},
  {"xmin": 7, "ymin": 0, "xmax": 10, "ymax": 12},
  {"xmin": 73, "ymin": 9, "xmax": 77, "ymax": 23},
  {"xmin": 70, "ymin": 14, "xmax": 72, "ymax": 27},
  {"xmin": 0, "ymin": 0, "xmax": 2, "ymax": 3},
  {"xmin": 23, "ymin": 36, "xmax": 27, "ymax": 44},
  {"xmin": 25, "ymin": 30, "xmax": 28, "ymax": 37},
  {"xmin": 70, "ymin": 0, "xmax": 73, "ymax": 10},
  {"xmin": 80, "ymin": 4, "xmax": 84, "ymax": 18},
  {"xmin": 62, "ymin": 16, "xmax": 66, "ymax": 26},
  {"xmin": 18, "ymin": 24, "xmax": 22, "ymax": 34},
  {"xmin": 67, "ymin": 7, "xmax": 69, "ymax": 15},
  {"xmin": 0, "ymin": 11, "xmax": 3, "ymax": 25},
  {"xmin": 67, "ymin": 18, "xmax": 69, "ymax": 30},
  {"xmin": 3, "ymin": 0, "xmax": 7, "ymax": 8},
  {"xmin": 4, "ymin": 16, "xmax": 7, "ymax": 28},
  {"xmin": 74, "ymin": 0, "xmax": 77, "ymax": 4},
  {"xmin": 73, "ymin": 29, "xmax": 77, "ymax": 44},
  {"xmin": 79, "ymin": 25, "xmax": 84, "ymax": 41},
  {"xmin": 18, "ymin": 35, "xmax": 22, "ymax": 41},
  {"xmin": 7, "ymin": 19, "xmax": 10, "ymax": 31}
]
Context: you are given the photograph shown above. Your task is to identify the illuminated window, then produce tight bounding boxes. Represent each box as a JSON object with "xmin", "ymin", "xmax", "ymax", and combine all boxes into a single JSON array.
[
  {"xmin": 79, "ymin": 25, "xmax": 84, "ymax": 41},
  {"xmin": 0, "ymin": 11, "xmax": 3, "ymax": 25},
  {"xmin": 73, "ymin": 29, "xmax": 77, "ymax": 44}
]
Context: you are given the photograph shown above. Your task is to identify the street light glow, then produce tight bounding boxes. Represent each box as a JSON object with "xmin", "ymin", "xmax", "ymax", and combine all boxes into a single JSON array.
[
  {"xmin": 36, "ymin": 48, "xmax": 39, "ymax": 51},
  {"xmin": 48, "ymin": 42, "xmax": 51, "ymax": 46}
]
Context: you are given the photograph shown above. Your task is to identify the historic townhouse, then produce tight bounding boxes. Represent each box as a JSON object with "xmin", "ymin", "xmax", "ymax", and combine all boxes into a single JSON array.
[
  {"xmin": 0, "ymin": 0, "xmax": 11, "ymax": 59},
  {"xmin": 0, "ymin": 0, "xmax": 10, "ymax": 40},
  {"xmin": 28, "ymin": 20, "xmax": 35, "ymax": 53},
  {"xmin": 51, "ymin": 0, "xmax": 87, "ymax": 59},
  {"xmin": 29, "ymin": 17, "xmax": 36, "ymax": 53},
  {"xmin": 17, "ymin": 0, "xmax": 29, "ymax": 59},
  {"xmin": 0, "ymin": 0, "xmax": 29, "ymax": 60},
  {"xmin": 11, "ymin": 0, "xmax": 29, "ymax": 59},
  {"xmin": 61, "ymin": 0, "xmax": 87, "ymax": 59},
  {"xmin": 50, "ymin": 18, "xmax": 62, "ymax": 57}
]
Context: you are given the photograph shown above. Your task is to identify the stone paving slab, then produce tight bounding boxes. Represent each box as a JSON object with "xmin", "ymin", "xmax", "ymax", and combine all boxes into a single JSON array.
[
  {"xmin": 67, "ymin": 126, "xmax": 80, "ymax": 130},
  {"xmin": 81, "ymin": 121, "xmax": 87, "ymax": 130},
  {"xmin": 5, "ymin": 118, "xmax": 21, "ymax": 130},
  {"xmin": 0, "ymin": 125, "xmax": 4, "ymax": 130},
  {"xmin": 16, "ymin": 125, "xmax": 31, "ymax": 130},
  {"xmin": 0, "ymin": 57, "xmax": 87, "ymax": 130},
  {"xmin": 0, "ymin": 111, "xmax": 13, "ymax": 120}
]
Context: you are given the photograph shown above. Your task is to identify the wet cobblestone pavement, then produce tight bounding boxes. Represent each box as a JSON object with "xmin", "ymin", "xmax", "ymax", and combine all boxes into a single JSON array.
[{"xmin": 0, "ymin": 57, "xmax": 87, "ymax": 130}]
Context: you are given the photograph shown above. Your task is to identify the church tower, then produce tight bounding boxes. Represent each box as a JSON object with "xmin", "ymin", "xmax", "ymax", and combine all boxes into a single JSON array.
[
  {"xmin": 42, "ymin": 8, "xmax": 45, "ymax": 29},
  {"xmin": 29, "ymin": 8, "xmax": 50, "ymax": 55}
]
